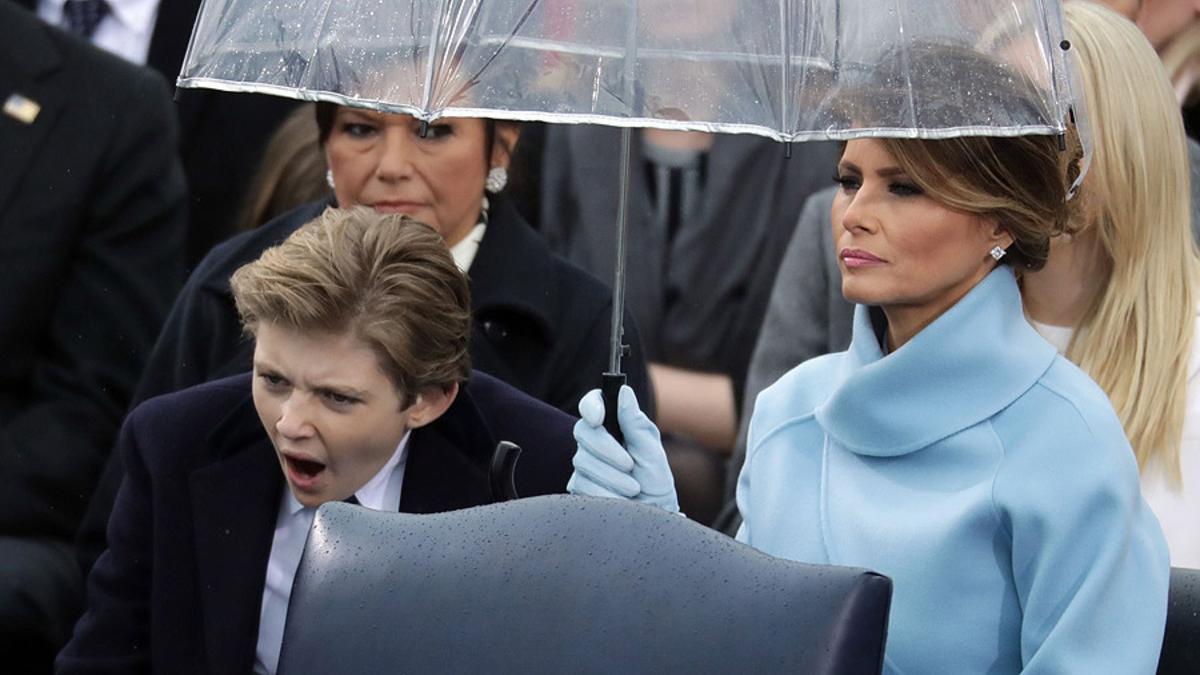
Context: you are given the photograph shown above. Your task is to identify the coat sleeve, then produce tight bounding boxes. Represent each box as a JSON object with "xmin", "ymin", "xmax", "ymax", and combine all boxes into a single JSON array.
[
  {"xmin": 0, "ymin": 68, "xmax": 185, "ymax": 538},
  {"xmin": 992, "ymin": 405, "xmax": 1169, "ymax": 674},
  {"xmin": 56, "ymin": 408, "xmax": 157, "ymax": 674}
]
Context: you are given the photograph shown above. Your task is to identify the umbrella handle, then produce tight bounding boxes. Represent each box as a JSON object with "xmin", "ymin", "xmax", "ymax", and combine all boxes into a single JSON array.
[
  {"xmin": 601, "ymin": 372, "xmax": 626, "ymax": 445},
  {"xmin": 489, "ymin": 441, "xmax": 522, "ymax": 502}
]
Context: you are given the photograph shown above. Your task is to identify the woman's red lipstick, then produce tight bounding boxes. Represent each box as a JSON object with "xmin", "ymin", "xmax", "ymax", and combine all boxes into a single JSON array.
[{"xmin": 840, "ymin": 248, "xmax": 886, "ymax": 268}]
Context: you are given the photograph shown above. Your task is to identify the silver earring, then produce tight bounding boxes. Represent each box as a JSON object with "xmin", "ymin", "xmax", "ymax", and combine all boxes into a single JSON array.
[
  {"xmin": 990, "ymin": 246, "xmax": 1007, "ymax": 261},
  {"xmin": 326, "ymin": 169, "xmax": 335, "ymax": 190},
  {"xmin": 485, "ymin": 166, "xmax": 507, "ymax": 193}
]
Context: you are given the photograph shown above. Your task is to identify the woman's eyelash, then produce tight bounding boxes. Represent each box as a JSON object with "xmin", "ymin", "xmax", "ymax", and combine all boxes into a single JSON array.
[
  {"xmin": 833, "ymin": 174, "xmax": 860, "ymax": 189},
  {"xmin": 889, "ymin": 182, "xmax": 924, "ymax": 196}
]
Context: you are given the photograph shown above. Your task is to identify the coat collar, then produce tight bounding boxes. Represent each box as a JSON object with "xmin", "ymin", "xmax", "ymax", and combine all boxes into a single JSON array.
[
  {"xmin": 814, "ymin": 267, "xmax": 1057, "ymax": 457},
  {"xmin": 0, "ymin": 4, "xmax": 61, "ymax": 79},
  {"xmin": 468, "ymin": 194, "xmax": 558, "ymax": 343},
  {"xmin": 399, "ymin": 375, "xmax": 497, "ymax": 512}
]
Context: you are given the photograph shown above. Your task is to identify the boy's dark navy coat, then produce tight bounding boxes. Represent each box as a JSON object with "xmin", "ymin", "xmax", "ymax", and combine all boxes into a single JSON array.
[{"xmin": 58, "ymin": 370, "xmax": 575, "ymax": 674}]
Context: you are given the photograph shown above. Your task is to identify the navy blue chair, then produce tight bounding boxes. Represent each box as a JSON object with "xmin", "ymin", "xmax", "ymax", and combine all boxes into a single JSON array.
[
  {"xmin": 1159, "ymin": 566, "xmax": 1200, "ymax": 674},
  {"xmin": 278, "ymin": 495, "xmax": 892, "ymax": 674}
]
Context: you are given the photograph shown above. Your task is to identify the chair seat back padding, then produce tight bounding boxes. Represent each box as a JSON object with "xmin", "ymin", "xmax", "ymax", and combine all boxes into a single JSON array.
[
  {"xmin": 1159, "ymin": 566, "xmax": 1200, "ymax": 674},
  {"xmin": 279, "ymin": 495, "xmax": 892, "ymax": 674}
]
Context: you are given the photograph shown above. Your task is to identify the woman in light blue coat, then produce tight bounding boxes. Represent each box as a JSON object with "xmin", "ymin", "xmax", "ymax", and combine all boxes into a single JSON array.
[{"xmin": 569, "ymin": 51, "xmax": 1170, "ymax": 675}]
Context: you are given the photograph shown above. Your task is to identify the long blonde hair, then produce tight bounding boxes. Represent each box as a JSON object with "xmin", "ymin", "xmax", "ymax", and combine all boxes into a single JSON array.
[{"xmin": 1065, "ymin": 1, "xmax": 1199, "ymax": 481}]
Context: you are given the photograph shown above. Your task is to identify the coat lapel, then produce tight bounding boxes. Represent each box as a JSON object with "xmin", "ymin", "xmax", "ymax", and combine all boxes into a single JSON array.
[
  {"xmin": 399, "ymin": 382, "xmax": 495, "ymax": 513},
  {"xmin": 0, "ymin": 9, "xmax": 65, "ymax": 217},
  {"xmin": 189, "ymin": 395, "xmax": 283, "ymax": 675},
  {"xmin": 468, "ymin": 196, "xmax": 558, "ymax": 342}
]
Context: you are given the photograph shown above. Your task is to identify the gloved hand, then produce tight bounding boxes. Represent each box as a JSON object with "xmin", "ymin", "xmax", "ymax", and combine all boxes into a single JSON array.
[{"xmin": 567, "ymin": 385, "xmax": 680, "ymax": 513}]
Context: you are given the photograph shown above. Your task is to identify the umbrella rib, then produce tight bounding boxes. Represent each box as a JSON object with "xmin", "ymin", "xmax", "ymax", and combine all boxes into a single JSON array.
[
  {"xmin": 453, "ymin": 0, "xmax": 543, "ymax": 105},
  {"xmin": 419, "ymin": 0, "xmax": 450, "ymax": 117},
  {"xmin": 305, "ymin": 0, "xmax": 340, "ymax": 95}
]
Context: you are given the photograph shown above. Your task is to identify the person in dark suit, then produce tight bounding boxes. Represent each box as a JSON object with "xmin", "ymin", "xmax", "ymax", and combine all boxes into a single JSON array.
[
  {"xmin": 0, "ymin": 3, "xmax": 185, "ymax": 669},
  {"xmin": 16, "ymin": 0, "xmax": 305, "ymax": 265},
  {"xmin": 74, "ymin": 104, "xmax": 651, "ymax": 574},
  {"xmin": 58, "ymin": 208, "xmax": 577, "ymax": 674}
]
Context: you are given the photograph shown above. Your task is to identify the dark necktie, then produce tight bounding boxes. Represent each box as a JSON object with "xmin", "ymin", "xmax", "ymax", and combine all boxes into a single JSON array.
[
  {"xmin": 343, "ymin": 495, "xmax": 360, "ymax": 506},
  {"xmin": 62, "ymin": 0, "xmax": 110, "ymax": 39}
]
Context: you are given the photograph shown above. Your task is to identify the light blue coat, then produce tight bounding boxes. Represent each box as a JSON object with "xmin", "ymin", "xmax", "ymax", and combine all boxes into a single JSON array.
[{"xmin": 737, "ymin": 267, "xmax": 1169, "ymax": 674}]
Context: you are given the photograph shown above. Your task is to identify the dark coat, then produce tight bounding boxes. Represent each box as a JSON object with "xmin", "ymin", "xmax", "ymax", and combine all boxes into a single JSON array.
[
  {"xmin": 57, "ymin": 370, "xmax": 576, "ymax": 674},
  {"xmin": 0, "ymin": 3, "xmax": 185, "ymax": 539},
  {"xmin": 13, "ymin": 0, "xmax": 305, "ymax": 265},
  {"xmin": 75, "ymin": 194, "xmax": 649, "ymax": 571}
]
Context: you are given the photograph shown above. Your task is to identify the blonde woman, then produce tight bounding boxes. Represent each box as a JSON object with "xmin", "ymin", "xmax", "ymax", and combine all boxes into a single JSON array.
[{"xmin": 1023, "ymin": 1, "xmax": 1200, "ymax": 567}]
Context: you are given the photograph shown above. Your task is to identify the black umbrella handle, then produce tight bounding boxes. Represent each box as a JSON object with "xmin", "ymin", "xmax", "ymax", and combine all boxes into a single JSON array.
[
  {"xmin": 489, "ymin": 441, "xmax": 522, "ymax": 503},
  {"xmin": 601, "ymin": 372, "xmax": 626, "ymax": 446}
]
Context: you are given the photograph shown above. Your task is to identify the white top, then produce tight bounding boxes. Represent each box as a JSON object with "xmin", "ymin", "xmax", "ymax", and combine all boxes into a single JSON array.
[
  {"xmin": 1032, "ymin": 314, "xmax": 1200, "ymax": 567},
  {"xmin": 38, "ymin": 0, "xmax": 159, "ymax": 66},
  {"xmin": 252, "ymin": 431, "xmax": 411, "ymax": 675},
  {"xmin": 1027, "ymin": 318, "xmax": 1073, "ymax": 353},
  {"xmin": 449, "ymin": 222, "xmax": 486, "ymax": 272}
]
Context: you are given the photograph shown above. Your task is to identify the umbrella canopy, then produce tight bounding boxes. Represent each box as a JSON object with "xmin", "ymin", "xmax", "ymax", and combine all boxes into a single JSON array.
[
  {"xmin": 177, "ymin": 0, "xmax": 1089, "ymax": 411},
  {"xmin": 178, "ymin": 0, "xmax": 1081, "ymax": 142}
]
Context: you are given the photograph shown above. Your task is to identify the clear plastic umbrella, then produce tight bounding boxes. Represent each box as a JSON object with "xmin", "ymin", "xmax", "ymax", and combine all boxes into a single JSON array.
[
  {"xmin": 178, "ymin": 0, "xmax": 1084, "ymax": 433},
  {"xmin": 180, "ymin": 0, "xmax": 1078, "ymax": 140}
]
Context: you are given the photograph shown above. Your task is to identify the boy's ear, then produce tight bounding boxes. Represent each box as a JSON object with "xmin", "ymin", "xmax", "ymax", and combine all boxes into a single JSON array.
[{"xmin": 406, "ymin": 382, "xmax": 459, "ymax": 428}]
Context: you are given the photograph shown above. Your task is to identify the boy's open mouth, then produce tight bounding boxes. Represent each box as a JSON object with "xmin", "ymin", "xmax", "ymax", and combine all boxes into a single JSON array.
[{"xmin": 284, "ymin": 453, "xmax": 327, "ymax": 483}]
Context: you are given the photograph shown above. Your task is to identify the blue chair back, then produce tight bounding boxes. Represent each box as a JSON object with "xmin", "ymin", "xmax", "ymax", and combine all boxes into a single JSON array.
[
  {"xmin": 279, "ymin": 495, "xmax": 892, "ymax": 674},
  {"xmin": 1159, "ymin": 566, "xmax": 1200, "ymax": 674}
]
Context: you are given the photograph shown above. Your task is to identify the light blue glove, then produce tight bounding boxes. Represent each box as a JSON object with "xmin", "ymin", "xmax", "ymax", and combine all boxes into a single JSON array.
[{"xmin": 567, "ymin": 385, "xmax": 680, "ymax": 513}]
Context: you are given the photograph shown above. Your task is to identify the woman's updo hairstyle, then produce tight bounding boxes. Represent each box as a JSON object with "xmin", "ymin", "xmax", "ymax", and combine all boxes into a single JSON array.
[{"xmin": 835, "ymin": 41, "xmax": 1082, "ymax": 271}]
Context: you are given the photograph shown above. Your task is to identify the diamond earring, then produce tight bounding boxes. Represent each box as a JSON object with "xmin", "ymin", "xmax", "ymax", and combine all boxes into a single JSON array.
[
  {"xmin": 326, "ymin": 169, "xmax": 335, "ymax": 190},
  {"xmin": 990, "ymin": 246, "xmax": 1007, "ymax": 261},
  {"xmin": 485, "ymin": 166, "xmax": 508, "ymax": 193}
]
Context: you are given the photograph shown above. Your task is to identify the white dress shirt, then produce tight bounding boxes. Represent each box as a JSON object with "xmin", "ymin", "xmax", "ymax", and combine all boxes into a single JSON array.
[
  {"xmin": 38, "ymin": 0, "xmax": 159, "ymax": 66},
  {"xmin": 253, "ymin": 431, "xmax": 411, "ymax": 675},
  {"xmin": 449, "ymin": 222, "xmax": 486, "ymax": 272},
  {"xmin": 1032, "ymin": 313, "xmax": 1200, "ymax": 567}
]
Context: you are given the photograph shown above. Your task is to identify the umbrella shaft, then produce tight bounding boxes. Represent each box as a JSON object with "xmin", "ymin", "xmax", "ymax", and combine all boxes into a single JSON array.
[{"xmin": 608, "ymin": 126, "xmax": 634, "ymax": 374}]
